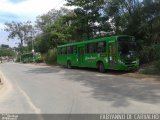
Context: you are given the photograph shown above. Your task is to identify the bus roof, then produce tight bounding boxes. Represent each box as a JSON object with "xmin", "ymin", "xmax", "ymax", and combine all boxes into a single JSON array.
[{"xmin": 58, "ymin": 35, "xmax": 132, "ymax": 48}]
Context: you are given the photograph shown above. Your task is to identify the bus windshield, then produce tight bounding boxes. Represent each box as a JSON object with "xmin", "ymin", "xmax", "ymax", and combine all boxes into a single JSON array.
[{"xmin": 118, "ymin": 37, "xmax": 137, "ymax": 56}]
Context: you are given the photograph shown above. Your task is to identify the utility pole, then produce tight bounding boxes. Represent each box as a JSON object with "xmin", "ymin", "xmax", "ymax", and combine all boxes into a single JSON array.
[{"xmin": 31, "ymin": 29, "xmax": 35, "ymax": 62}]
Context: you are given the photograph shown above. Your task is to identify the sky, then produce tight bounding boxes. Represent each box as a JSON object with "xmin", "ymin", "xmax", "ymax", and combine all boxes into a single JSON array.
[{"xmin": 0, "ymin": 0, "xmax": 66, "ymax": 47}]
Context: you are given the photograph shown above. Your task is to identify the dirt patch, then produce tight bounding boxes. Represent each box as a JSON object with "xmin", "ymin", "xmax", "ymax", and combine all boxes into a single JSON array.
[
  {"xmin": 0, "ymin": 76, "xmax": 4, "ymax": 90},
  {"xmin": 122, "ymin": 72, "xmax": 160, "ymax": 81}
]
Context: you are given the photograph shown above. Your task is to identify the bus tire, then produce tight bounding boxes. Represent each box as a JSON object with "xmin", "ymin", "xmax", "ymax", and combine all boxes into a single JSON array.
[
  {"xmin": 98, "ymin": 62, "xmax": 105, "ymax": 73},
  {"xmin": 67, "ymin": 61, "xmax": 72, "ymax": 69}
]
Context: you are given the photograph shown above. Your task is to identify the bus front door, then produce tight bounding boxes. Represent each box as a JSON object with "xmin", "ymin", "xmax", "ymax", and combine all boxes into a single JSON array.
[
  {"xmin": 108, "ymin": 42, "xmax": 117, "ymax": 69},
  {"xmin": 78, "ymin": 47, "xmax": 85, "ymax": 66}
]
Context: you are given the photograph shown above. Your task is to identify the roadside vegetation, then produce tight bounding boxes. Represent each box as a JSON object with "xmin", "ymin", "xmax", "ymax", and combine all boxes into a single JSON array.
[
  {"xmin": 140, "ymin": 61, "xmax": 160, "ymax": 75},
  {"xmin": 0, "ymin": 44, "xmax": 15, "ymax": 63},
  {"xmin": 2, "ymin": 0, "xmax": 160, "ymax": 75}
]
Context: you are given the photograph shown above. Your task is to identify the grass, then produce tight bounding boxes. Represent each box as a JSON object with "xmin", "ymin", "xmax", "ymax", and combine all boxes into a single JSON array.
[{"xmin": 140, "ymin": 66, "xmax": 160, "ymax": 76}]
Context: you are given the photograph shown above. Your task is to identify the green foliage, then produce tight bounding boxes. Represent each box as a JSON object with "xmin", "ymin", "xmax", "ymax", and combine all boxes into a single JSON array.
[
  {"xmin": 4, "ymin": 0, "xmax": 160, "ymax": 67},
  {"xmin": 1, "ymin": 44, "xmax": 9, "ymax": 48},
  {"xmin": 141, "ymin": 67, "xmax": 160, "ymax": 75},
  {"xmin": 103, "ymin": 0, "xmax": 160, "ymax": 65},
  {"xmin": 35, "ymin": 35, "xmax": 53, "ymax": 53},
  {"xmin": 33, "ymin": 0, "xmax": 160, "ymax": 66},
  {"xmin": 36, "ymin": 8, "xmax": 72, "ymax": 32},
  {"xmin": 140, "ymin": 60, "xmax": 160, "ymax": 76},
  {"xmin": 44, "ymin": 48, "xmax": 57, "ymax": 64},
  {"xmin": 35, "ymin": 57, "xmax": 43, "ymax": 63},
  {"xmin": 34, "ymin": 53, "xmax": 43, "ymax": 63},
  {"xmin": 34, "ymin": 8, "xmax": 73, "ymax": 53},
  {"xmin": 155, "ymin": 60, "xmax": 160, "ymax": 71},
  {"xmin": 0, "ymin": 47, "xmax": 15, "ymax": 57},
  {"xmin": 16, "ymin": 55, "xmax": 21, "ymax": 62},
  {"xmin": 4, "ymin": 21, "xmax": 34, "ymax": 53},
  {"xmin": 16, "ymin": 52, "xmax": 42, "ymax": 63},
  {"xmin": 66, "ymin": 0, "xmax": 111, "ymax": 40},
  {"xmin": 139, "ymin": 44, "xmax": 160, "ymax": 64}
]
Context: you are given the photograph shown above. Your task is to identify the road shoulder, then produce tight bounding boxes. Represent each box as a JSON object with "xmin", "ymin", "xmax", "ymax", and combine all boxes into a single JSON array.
[
  {"xmin": 16, "ymin": 62, "xmax": 160, "ymax": 82},
  {"xmin": 0, "ymin": 72, "xmax": 4, "ymax": 91},
  {"xmin": 122, "ymin": 72, "xmax": 160, "ymax": 81},
  {"xmin": 0, "ymin": 71, "xmax": 12, "ymax": 97}
]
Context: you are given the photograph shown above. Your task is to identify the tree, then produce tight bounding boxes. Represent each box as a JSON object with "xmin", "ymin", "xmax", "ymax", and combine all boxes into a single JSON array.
[
  {"xmin": 1, "ymin": 44, "xmax": 9, "ymax": 48},
  {"xmin": 4, "ymin": 21, "xmax": 33, "ymax": 53},
  {"xmin": 0, "ymin": 47, "xmax": 15, "ymax": 57},
  {"xmin": 103, "ymin": 0, "xmax": 160, "ymax": 44},
  {"xmin": 140, "ymin": 0, "xmax": 160, "ymax": 45},
  {"xmin": 66, "ymin": 0, "xmax": 111, "ymax": 40},
  {"xmin": 34, "ymin": 7, "xmax": 74, "ymax": 53},
  {"xmin": 36, "ymin": 7, "xmax": 72, "ymax": 33}
]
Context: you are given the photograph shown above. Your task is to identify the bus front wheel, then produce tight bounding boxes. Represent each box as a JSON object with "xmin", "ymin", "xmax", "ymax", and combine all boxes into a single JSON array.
[
  {"xmin": 67, "ymin": 61, "xmax": 72, "ymax": 69},
  {"xmin": 98, "ymin": 62, "xmax": 105, "ymax": 73}
]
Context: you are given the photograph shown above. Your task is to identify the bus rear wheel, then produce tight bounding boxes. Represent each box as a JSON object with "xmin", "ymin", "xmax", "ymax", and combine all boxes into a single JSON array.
[
  {"xmin": 67, "ymin": 61, "xmax": 72, "ymax": 69},
  {"xmin": 98, "ymin": 62, "xmax": 105, "ymax": 73}
]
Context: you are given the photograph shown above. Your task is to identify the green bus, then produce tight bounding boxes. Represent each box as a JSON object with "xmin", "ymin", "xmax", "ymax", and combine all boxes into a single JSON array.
[
  {"xmin": 57, "ymin": 35, "xmax": 139, "ymax": 72},
  {"xmin": 17, "ymin": 52, "xmax": 42, "ymax": 63}
]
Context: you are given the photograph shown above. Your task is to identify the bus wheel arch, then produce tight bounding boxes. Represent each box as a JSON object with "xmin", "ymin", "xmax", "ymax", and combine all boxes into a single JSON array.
[{"xmin": 97, "ymin": 61, "xmax": 105, "ymax": 73}]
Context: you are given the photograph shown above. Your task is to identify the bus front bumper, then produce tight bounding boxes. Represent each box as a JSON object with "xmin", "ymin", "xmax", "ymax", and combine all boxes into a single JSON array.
[{"xmin": 118, "ymin": 63, "xmax": 139, "ymax": 71}]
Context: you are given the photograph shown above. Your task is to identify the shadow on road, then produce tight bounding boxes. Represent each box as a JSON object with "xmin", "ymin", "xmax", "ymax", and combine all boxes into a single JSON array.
[
  {"xmin": 61, "ymin": 68, "xmax": 160, "ymax": 107},
  {"xmin": 25, "ymin": 67, "xmax": 61, "ymax": 74},
  {"xmin": 25, "ymin": 66, "xmax": 160, "ymax": 107},
  {"xmin": 61, "ymin": 66, "xmax": 130, "ymax": 75}
]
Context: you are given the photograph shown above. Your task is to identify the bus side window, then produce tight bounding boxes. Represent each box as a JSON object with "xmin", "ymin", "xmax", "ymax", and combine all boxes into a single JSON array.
[
  {"xmin": 62, "ymin": 47, "xmax": 67, "ymax": 54},
  {"xmin": 67, "ymin": 46, "xmax": 72, "ymax": 54},
  {"xmin": 87, "ymin": 43, "xmax": 97, "ymax": 53},
  {"xmin": 86, "ymin": 44, "xmax": 88, "ymax": 53},
  {"xmin": 86, "ymin": 44, "xmax": 89, "ymax": 53},
  {"xmin": 70, "ymin": 46, "xmax": 73, "ymax": 54},
  {"xmin": 73, "ymin": 46, "xmax": 77, "ymax": 54},
  {"xmin": 88, "ymin": 44, "xmax": 93, "ymax": 53},
  {"xmin": 97, "ymin": 42, "xmax": 106, "ymax": 53}
]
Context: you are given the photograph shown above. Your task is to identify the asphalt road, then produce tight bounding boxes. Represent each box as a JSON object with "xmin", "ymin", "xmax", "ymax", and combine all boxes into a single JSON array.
[{"xmin": 0, "ymin": 63, "xmax": 160, "ymax": 113}]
